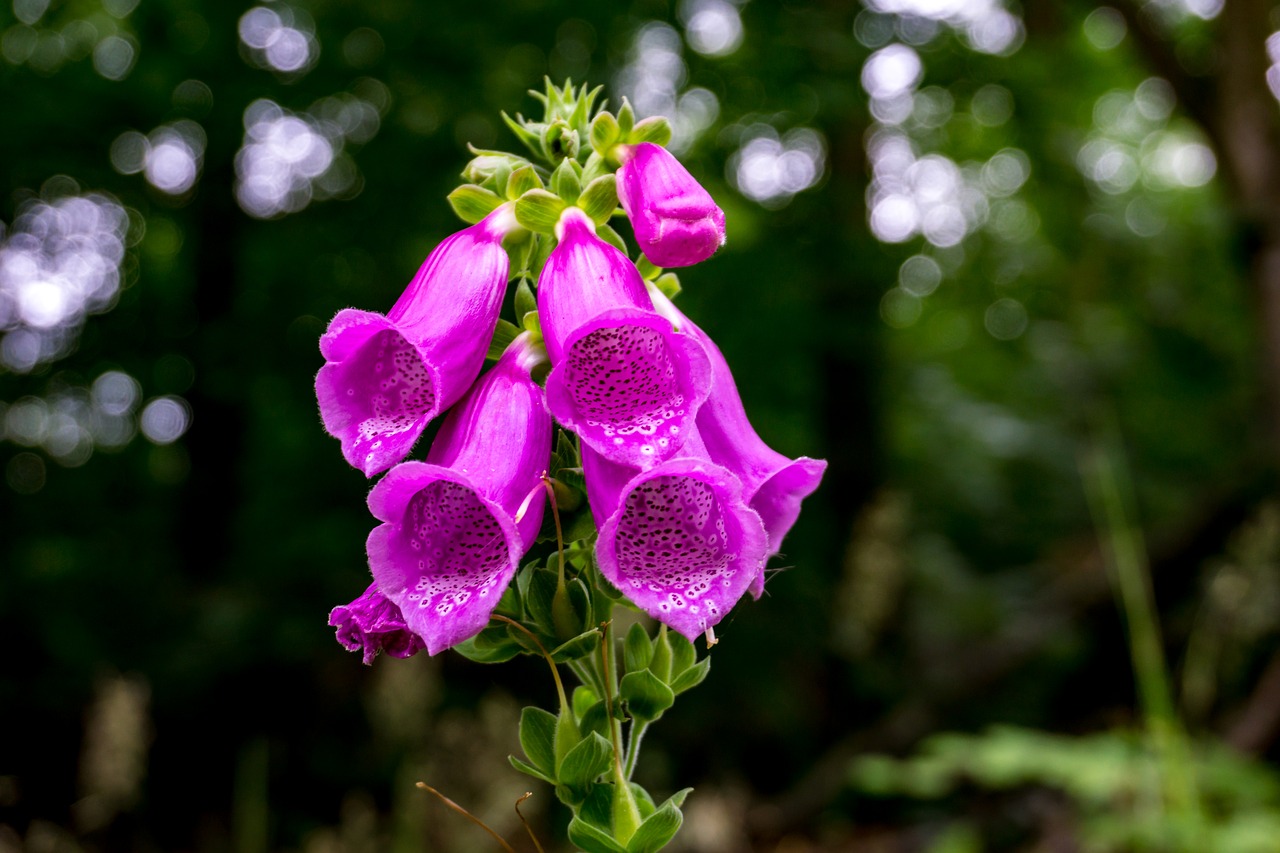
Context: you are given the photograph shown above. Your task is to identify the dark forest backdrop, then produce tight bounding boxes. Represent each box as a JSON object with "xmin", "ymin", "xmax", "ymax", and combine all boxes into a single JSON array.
[{"xmin": 4, "ymin": 1, "xmax": 1280, "ymax": 850}]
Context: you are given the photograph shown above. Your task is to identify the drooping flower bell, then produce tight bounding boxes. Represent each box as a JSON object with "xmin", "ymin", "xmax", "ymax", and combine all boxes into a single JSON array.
[
  {"xmin": 648, "ymin": 284, "xmax": 827, "ymax": 598},
  {"xmin": 583, "ymin": 428, "xmax": 768, "ymax": 642},
  {"xmin": 329, "ymin": 583, "xmax": 425, "ymax": 664},
  {"xmin": 315, "ymin": 204, "xmax": 518, "ymax": 477},
  {"xmin": 539, "ymin": 206, "xmax": 712, "ymax": 470},
  {"xmin": 364, "ymin": 333, "xmax": 552, "ymax": 656},
  {"xmin": 616, "ymin": 142, "xmax": 726, "ymax": 268}
]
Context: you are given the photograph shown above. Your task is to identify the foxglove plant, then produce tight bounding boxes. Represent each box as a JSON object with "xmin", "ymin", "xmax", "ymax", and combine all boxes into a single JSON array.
[{"xmin": 316, "ymin": 81, "xmax": 824, "ymax": 853}]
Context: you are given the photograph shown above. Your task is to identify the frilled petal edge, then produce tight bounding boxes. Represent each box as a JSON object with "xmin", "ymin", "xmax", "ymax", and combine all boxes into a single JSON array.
[{"xmin": 329, "ymin": 583, "xmax": 426, "ymax": 665}]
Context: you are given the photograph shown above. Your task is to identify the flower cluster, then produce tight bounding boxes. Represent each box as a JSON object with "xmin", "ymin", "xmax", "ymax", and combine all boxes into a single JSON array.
[{"xmin": 319, "ymin": 84, "xmax": 824, "ymax": 663}]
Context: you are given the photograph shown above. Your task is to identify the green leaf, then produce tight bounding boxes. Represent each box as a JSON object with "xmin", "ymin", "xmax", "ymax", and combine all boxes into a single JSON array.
[
  {"xmin": 624, "ymin": 622, "xmax": 654, "ymax": 673},
  {"xmin": 550, "ymin": 627, "xmax": 601, "ymax": 663},
  {"xmin": 572, "ymin": 685, "xmax": 599, "ymax": 719},
  {"xmin": 501, "ymin": 110, "xmax": 544, "ymax": 159},
  {"xmin": 447, "ymin": 184, "xmax": 503, "ymax": 224},
  {"xmin": 520, "ymin": 706, "xmax": 558, "ymax": 778},
  {"xmin": 524, "ymin": 566, "xmax": 558, "ymax": 633},
  {"xmin": 578, "ymin": 700, "xmax": 610, "ymax": 739},
  {"xmin": 625, "ymin": 800, "xmax": 683, "ymax": 853},
  {"xmin": 514, "ymin": 276, "xmax": 537, "ymax": 322},
  {"xmin": 653, "ymin": 272, "xmax": 681, "ymax": 301},
  {"xmin": 617, "ymin": 98, "xmax": 635, "ymax": 139},
  {"xmin": 627, "ymin": 116, "xmax": 672, "ymax": 147},
  {"xmin": 579, "ymin": 174, "xmax": 619, "ymax": 224},
  {"xmin": 568, "ymin": 817, "xmax": 627, "ymax": 853},
  {"xmin": 664, "ymin": 788, "xmax": 693, "ymax": 810},
  {"xmin": 514, "ymin": 189, "xmax": 567, "ymax": 234},
  {"xmin": 670, "ymin": 657, "xmax": 710, "ymax": 694},
  {"xmin": 590, "ymin": 111, "xmax": 621, "ymax": 154},
  {"xmin": 564, "ymin": 506, "xmax": 598, "ymax": 544},
  {"xmin": 451, "ymin": 634, "xmax": 521, "ymax": 663},
  {"xmin": 619, "ymin": 669, "xmax": 675, "ymax": 722},
  {"xmin": 559, "ymin": 731, "xmax": 613, "ymax": 788},
  {"xmin": 578, "ymin": 784, "xmax": 616, "ymax": 833},
  {"xmin": 522, "ymin": 309, "xmax": 542, "ymax": 337},
  {"xmin": 631, "ymin": 782, "xmax": 657, "ymax": 819},
  {"xmin": 551, "ymin": 158, "xmax": 582, "ymax": 203},
  {"xmin": 596, "ymin": 223, "xmax": 629, "ymax": 255},
  {"xmin": 668, "ymin": 631, "xmax": 696, "ymax": 677},
  {"xmin": 509, "ymin": 755, "xmax": 555, "ymax": 785},
  {"xmin": 485, "ymin": 319, "xmax": 522, "ymax": 362},
  {"xmin": 529, "ymin": 231, "xmax": 556, "ymax": 277},
  {"xmin": 567, "ymin": 577, "xmax": 593, "ymax": 632},
  {"xmin": 582, "ymin": 151, "xmax": 610, "ymax": 184},
  {"xmin": 506, "ymin": 164, "xmax": 544, "ymax": 199},
  {"xmin": 635, "ymin": 255, "xmax": 662, "ymax": 281}
]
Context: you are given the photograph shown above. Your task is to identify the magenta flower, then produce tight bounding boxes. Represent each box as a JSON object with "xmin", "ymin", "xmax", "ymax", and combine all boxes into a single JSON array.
[
  {"xmin": 315, "ymin": 205, "xmax": 517, "ymax": 477},
  {"xmin": 617, "ymin": 142, "xmax": 726, "ymax": 268},
  {"xmin": 365, "ymin": 334, "xmax": 552, "ymax": 656},
  {"xmin": 650, "ymin": 286, "xmax": 826, "ymax": 598},
  {"xmin": 539, "ymin": 207, "xmax": 712, "ymax": 469},
  {"xmin": 329, "ymin": 583, "xmax": 425, "ymax": 664},
  {"xmin": 583, "ymin": 428, "xmax": 768, "ymax": 642}
]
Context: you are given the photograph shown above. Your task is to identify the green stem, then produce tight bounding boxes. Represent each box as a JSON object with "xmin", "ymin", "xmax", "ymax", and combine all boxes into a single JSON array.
[
  {"xmin": 599, "ymin": 613, "xmax": 641, "ymax": 843},
  {"xmin": 623, "ymin": 720, "xmax": 649, "ymax": 781}
]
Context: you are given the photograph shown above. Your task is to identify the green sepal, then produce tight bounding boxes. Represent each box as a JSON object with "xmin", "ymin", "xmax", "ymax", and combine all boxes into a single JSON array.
[
  {"xmin": 550, "ymin": 627, "xmax": 602, "ymax": 663},
  {"xmin": 487, "ymin": 160, "xmax": 514, "ymax": 196},
  {"xmin": 558, "ymin": 731, "xmax": 613, "ymax": 789},
  {"xmin": 670, "ymin": 657, "xmax": 710, "ymax": 694},
  {"xmin": 668, "ymin": 631, "xmax": 696, "ymax": 677},
  {"xmin": 447, "ymin": 184, "xmax": 503, "ymax": 224},
  {"xmin": 582, "ymin": 151, "xmax": 610, "ymax": 184},
  {"xmin": 586, "ymin": 558, "xmax": 625, "ymax": 607},
  {"xmin": 509, "ymin": 755, "xmax": 556, "ymax": 785},
  {"xmin": 485, "ymin": 319, "xmax": 522, "ymax": 363},
  {"xmin": 620, "ymin": 669, "xmax": 675, "ymax": 722},
  {"xmin": 501, "ymin": 111, "xmax": 544, "ymax": 159},
  {"xmin": 551, "ymin": 158, "xmax": 583, "ymax": 203},
  {"xmin": 648, "ymin": 628, "xmax": 673, "ymax": 682},
  {"xmin": 567, "ymin": 576, "xmax": 593, "ymax": 630},
  {"xmin": 626, "ymin": 799, "xmax": 684, "ymax": 853},
  {"xmin": 544, "ymin": 119, "xmax": 580, "ymax": 162},
  {"xmin": 596, "ymin": 223, "xmax": 629, "ymax": 255},
  {"xmin": 522, "ymin": 309, "xmax": 542, "ymax": 337},
  {"xmin": 514, "ymin": 189, "xmax": 567, "ymax": 234},
  {"xmin": 507, "ymin": 164, "xmax": 545, "ymax": 199},
  {"xmin": 624, "ymin": 622, "xmax": 654, "ymax": 673},
  {"xmin": 653, "ymin": 273, "xmax": 681, "ymax": 301},
  {"xmin": 519, "ymin": 706, "xmax": 558, "ymax": 778},
  {"xmin": 451, "ymin": 632, "xmax": 522, "ymax": 663},
  {"xmin": 617, "ymin": 98, "xmax": 635, "ymax": 139},
  {"xmin": 627, "ymin": 116, "xmax": 672, "ymax": 148},
  {"xmin": 568, "ymin": 817, "xmax": 627, "ymax": 853},
  {"xmin": 664, "ymin": 788, "xmax": 693, "ymax": 810},
  {"xmin": 578, "ymin": 700, "xmax": 610, "ymax": 739},
  {"xmin": 555, "ymin": 702, "xmax": 583, "ymax": 777},
  {"xmin": 573, "ymin": 685, "xmax": 599, "ymax": 719},
  {"xmin": 631, "ymin": 782, "xmax": 657, "ymax": 818},
  {"xmin": 524, "ymin": 566, "xmax": 558, "ymax": 632},
  {"xmin": 590, "ymin": 111, "xmax": 621, "ymax": 154},
  {"xmin": 529, "ymin": 231, "xmax": 556, "ymax": 277},
  {"xmin": 568, "ymin": 84, "xmax": 604, "ymax": 135},
  {"xmin": 578, "ymin": 783, "xmax": 616, "ymax": 833},
  {"xmin": 514, "ymin": 276, "xmax": 537, "ymax": 322},
  {"xmin": 635, "ymin": 256, "xmax": 662, "ymax": 281},
  {"xmin": 579, "ymin": 174, "xmax": 619, "ymax": 224},
  {"xmin": 564, "ymin": 506, "xmax": 598, "ymax": 543}
]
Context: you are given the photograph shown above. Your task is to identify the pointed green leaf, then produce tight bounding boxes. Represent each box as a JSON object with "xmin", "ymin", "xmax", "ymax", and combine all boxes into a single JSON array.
[
  {"xmin": 627, "ymin": 116, "xmax": 672, "ymax": 148},
  {"xmin": 515, "ymin": 189, "xmax": 567, "ymax": 234},
  {"xmin": 573, "ymin": 685, "xmax": 599, "ymax": 719},
  {"xmin": 524, "ymin": 566, "xmax": 559, "ymax": 632},
  {"xmin": 506, "ymin": 164, "xmax": 544, "ymax": 199},
  {"xmin": 579, "ymin": 174, "xmax": 619, "ymax": 224},
  {"xmin": 653, "ymin": 272, "xmax": 681, "ymax": 301},
  {"xmin": 579, "ymin": 783, "xmax": 616, "ymax": 832},
  {"xmin": 664, "ymin": 788, "xmax": 693, "ymax": 810},
  {"xmin": 596, "ymin": 223, "xmax": 628, "ymax": 255},
  {"xmin": 668, "ymin": 631, "xmax": 695, "ymax": 677},
  {"xmin": 631, "ymin": 782, "xmax": 657, "ymax": 819},
  {"xmin": 559, "ymin": 731, "xmax": 613, "ymax": 788},
  {"xmin": 550, "ymin": 627, "xmax": 602, "ymax": 663},
  {"xmin": 551, "ymin": 158, "xmax": 583, "ymax": 203},
  {"xmin": 447, "ymin": 184, "xmax": 502, "ymax": 224},
  {"xmin": 624, "ymin": 622, "xmax": 654, "ymax": 673},
  {"xmin": 670, "ymin": 657, "xmax": 710, "ymax": 694},
  {"xmin": 514, "ymin": 276, "xmax": 537, "ymax": 321},
  {"xmin": 591, "ymin": 111, "xmax": 621, "ymax": 154},
  {"xmin": 451, "ymin": 633, "xmax": 522, "ymax": 663},
  {"xmin": 522, "ymin": 309, "xmax": 541, "ymax": 337},
  {"xmin": 568, "ymin": 817, "xmax": 627, "ymax": 853},
  {"xmin": 509, "ymin": 755, "xmax": 556, "ymax": 785},
  {"xmin": 519, "ymin": 706, "xmax": 558, "ymax": 778},
  {"xmin": 485, "ymin": 319, "xmax": 522, "ymax": 362},
  {"xmin": 501, "ymin": 110, "xmax": 544, "ymax": 158},
  {"xmin": 617, "ymin": 98, "xmax": 635, "ymax": 139},
  {"xmin": 635, "ymin": 255, "xmax": 662, "ymax": 281},
  {"xmin": 625, "ymin": 800, "xmax": 683, "ymax": 853},
  {"xmin": 619, "ymin": 669, "xmax": 675, "ymax": 722}
]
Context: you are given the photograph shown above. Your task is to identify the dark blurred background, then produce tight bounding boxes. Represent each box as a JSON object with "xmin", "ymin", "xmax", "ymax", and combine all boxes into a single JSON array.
[{"xmin": 4, "ymin": 0, "xmax": 1280, "ymax": 850}]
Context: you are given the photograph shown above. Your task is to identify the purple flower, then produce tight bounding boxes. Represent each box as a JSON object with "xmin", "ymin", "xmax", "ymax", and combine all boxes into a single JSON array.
[
  {"xmin": 315, "ymin": 205, "xmax": 517, "ymax": 477},
  {"xmin": 617, "ymin": 142, "xmax": 726, "ymax": 268},
  {"xmin": 583, "ymin": 428, "xmax": 768, "ymax": 642},
  {"xmin": 539, "ymin": 207, "xmax": 712, "ymax": 469},
  {"xmin": 650, "ymin": 286, "xmax": 826, "ymax": 598},
  {"xmin": 365, "ymin": 334, "xmax": 552, "ymax": 656},
  {"xmin": 329, "ymin": 583, "xmax": 425, "ymax": 665}
]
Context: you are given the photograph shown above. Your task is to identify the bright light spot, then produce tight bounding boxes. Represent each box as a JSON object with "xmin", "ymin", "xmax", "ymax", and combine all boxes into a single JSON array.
[
  {"xmin": 0, "ymin": 187, "xmax": 129, "ymax": 371},
  {"xmin": 92, "ymin": 370, "xmax": 140, "ymax": 416},
  {"xmin": 1125, "ymin": 197, "xmax": 1166, "ymax": 237},
  {"xmin": 140, "ymin": 396, "xmax": 190, "ymax": 444},
  {"xmin": 911, "ymin": 86, "xmax": 954, "ymax": 128},
  {"xmin": 13, "ymin": 0, "xmax": 49, "ymax": 26},
  {"xmin": 981, "ymin": 148, "xmax": 1029, "ymax": 197},
  {"xmin": 870, "ymin": 194, "xmax": 919, "ymax": 243},
  {"xmin": 862, "ymin": 44, "xmax": 922, "ymax": 100},
  {"xmin": 109, "ymin": 131, "xmax": 149, "ymax": 175},
  {"xmin": 6, "ymin": 397, "xmax": 48, "ymax": 445},
  {"xmin": 864, "ymin": 0, "xmax": 1024, "ymax": 55},
  {"xmin": 899, "ymin": 254, "xmax": 942, "ymax": 296},
  {"xmin": 866, "ymin": 130, "xmax": 991, "ymax": 247},
  {"xmin": 1134, "ymin": 78, "xmax": 1174, "ymax": 122},
  {"xmin": 854, "ymin": 11, "xmax": 895, "ymax": 48},
  {"xmin": 1083, "ymin": 7, "xmax": 1126, "ymax": 50},
  {"xmin": 93, "ymin": 35, "xmax": 136, "ymax": 81},
  {"xmin": 985, "ymin": 297, "xmax": 1028, "ymax": 340},
  {"xmin": 238, "ymin": 5, "xmax": 318, "ymax": 75},
  {"xmin": 971, "ymin": 84, "xmax": 1013, "ymax": 126},
  {"xmin": 880, "ymin": 287, "xmax": 922, "ymax": 328},
  {"xmin": 680, "ymin": 0, "xmax": 743, "ymax": 57},
  {"xmin": 728, "ymin": 126, "xmax": 825, "ymax": 208}
]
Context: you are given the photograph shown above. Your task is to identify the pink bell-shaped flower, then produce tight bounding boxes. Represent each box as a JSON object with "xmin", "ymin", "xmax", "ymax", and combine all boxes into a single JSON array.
[
  {"xmin": 539, "ymin": 207, "xmax": 712, "ymax": 470},
  {"xmin": 329, "ymin": 583, "xmax": 425, "ymax": 664},
  {"xmin": 617, "ymin": 142, "xmax": 726, "ymax": 268},
  {"xmin": 364, "ymin": 334, "xmax": 552, "ymax": 656},
  {"xmin": 583, "ymin": 427, "xmax": 768, "ymax": 642},
  {"xmin": 648, "ymin": 285, "xmax": 826, "ymax": 598},
  {"xmin": 316, "ymin": 205, "xmax": 517, "ymax": 477}
]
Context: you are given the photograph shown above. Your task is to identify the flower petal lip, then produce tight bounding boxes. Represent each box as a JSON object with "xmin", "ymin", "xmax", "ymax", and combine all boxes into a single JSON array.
[
  {"xmin": 365, "ymin": 336, "xmax": 552, "ymax": 656},
  {"xmin": 617, "ymin": 142, "xmax": 726, "ymax": 268},
  {"xmin": 329, "ymin": 582, "xmax": 425, "ymax": 664},
  {"xmin": 538, "ymin": 208, "xmax": 712, "ymax": 469},
  {"xmin": 651, "ymin": 287, "xmax": 826, "ymax": 598},
  {"xmin": 584, "ymin": 427, "xmax": 768, "ymax": 642},
  {"xmin": 315, "ymin": 205, "xmax": 516, "ymax": 477}
]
